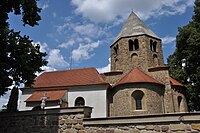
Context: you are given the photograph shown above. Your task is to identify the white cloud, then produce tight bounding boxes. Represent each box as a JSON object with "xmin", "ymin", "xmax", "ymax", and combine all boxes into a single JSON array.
[
  {"xmin": 72, "ymin": 41, "xmax": 100, "ymax": 62},
  {"xmin": 59, "ymin": 39, "xmax": 75, "ymax": 48},
  {"xmin": 57, "ymin": 23, "xmax": 70, "ymax": 34},
  {"xmin": 74, "ymin": 24, "xmax": 101, "ymax": 37},
  {"xmin": 71, "ymin": 0, "xmax": 194, "ymax": 22},
  {"xmin": 97, "ymin": 58, "xmax": 111, "ymax": 73},
  {"xmin": 162, "ymin": 36, "xmax": 176, "ymax": 44},
  {"xmin": 47, "ymin": 49, "xmax": 69, "ymax": 68}
]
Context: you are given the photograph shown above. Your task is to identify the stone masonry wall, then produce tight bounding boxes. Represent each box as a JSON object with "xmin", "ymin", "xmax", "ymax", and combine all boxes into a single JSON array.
[
  {"xmin": 109, "ymin": 83, "xmax": 164, "ymax": 116},
  {"xmin": 0, "ymin": 108, "xmax": 200, "ymax": 133},
  {"xmin": 148, "ymin": 67, "xmax": 177, "ymax": 113},
  {"xmin": 84, "ymin": 112, "xmax": 200, "ymax": 133},
  {"xmin": 84, "ymin": 122, "xmax": 200, "ymax": 133},
  {"xmin": 0, "ymin": 107, "xmax": 92, "ymax": 133},
  {"xmin": 110, "ymin": 35, "xmax": 164, "ymax": 75}
]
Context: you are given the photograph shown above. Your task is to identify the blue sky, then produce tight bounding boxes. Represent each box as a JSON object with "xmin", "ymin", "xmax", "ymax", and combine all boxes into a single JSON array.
[{"xmin": 0, "ymin": 0, "xmax": 195, "ymax": 108}]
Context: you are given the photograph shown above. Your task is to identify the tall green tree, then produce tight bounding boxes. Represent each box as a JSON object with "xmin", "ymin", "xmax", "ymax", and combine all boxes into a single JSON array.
[
  {"xmin": 0, "ymin": 0, "xmax": 47, "ymax": 112},
  {"xmin": 168, "ymin": 0, "xmax": 200, "ymax": 111}
]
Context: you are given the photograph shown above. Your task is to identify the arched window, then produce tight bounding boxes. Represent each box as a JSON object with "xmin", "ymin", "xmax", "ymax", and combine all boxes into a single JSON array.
[
  {"xmin": 131, "ymin": 53, "xmax": 138, "ymax": 66},
  {"xmin": 113, "ymin": 44, "xmax": 119, "ymax": 55},
  {"xmin": 129, "ymin": 39, "xmax": 134, "ymax": 51},
  {"xmin": 75, "ymin": 97, "xmax": 85, "ymax": 106},
  {"xmin": 177, "ymin": 96, "xmax": 182, "ymax": 112},
  {"xmin": 114, "ymin": 59, "xmax": 119, "ymax": 70},
  {"xmin": 134, "ymin": 39, "xmax": 139, "ymax": 50},
  {"xmin": 132, "ymin": 90, "xmax": 144, "ymax": 110},
  {"xmin": 129, "ymin": 39, "xmax": 139, "ymax": 51},
  {"xmin": 150, "ymin": 40, "xmax": 153, "ymax": 51},
  {"xmin": 153, "ymin": 54, "xmax": 158, "ymax": 66},
  {"xmin": 153, "ymin": 41, "xmax": 157, "ymax": 52},
  {"xmin": 150, "ymin": 40, "xmax": 157, "ymax": 52}
]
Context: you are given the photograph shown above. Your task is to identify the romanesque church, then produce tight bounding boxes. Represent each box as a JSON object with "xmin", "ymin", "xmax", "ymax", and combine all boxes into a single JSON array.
[{"xmin": 19, "ymin": 12, "xmax": 188, "ymax": 118}]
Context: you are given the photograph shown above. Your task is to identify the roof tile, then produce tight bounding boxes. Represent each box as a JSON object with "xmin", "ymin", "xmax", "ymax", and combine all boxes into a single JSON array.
[
  {"xmin": 25, "ymin": 90, "xmax": 66, "ymax": 102},
  {"xmin": 169, "ymin": 77, "xmax": 184, "ymax": 87},
  {"xmin": 116, "ymin": 67, "xmax": 163, "ymax": 86},
  {"xmin": 33, "ymin": 68, "xmax": 106, "ymax": 88}
]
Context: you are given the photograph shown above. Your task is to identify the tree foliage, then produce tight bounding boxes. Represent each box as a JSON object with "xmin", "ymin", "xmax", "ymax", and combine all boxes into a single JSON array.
[
  {"xmin": 0, "ymin": 0, "xmax": 41, "ymax": 29},
  {"xmin": 168, "ymin": 0, "xmax": 200, "ymax": 111},
  {"xmin": 0, "ymin": 0, "xmax": 47, "ymax": 111}
]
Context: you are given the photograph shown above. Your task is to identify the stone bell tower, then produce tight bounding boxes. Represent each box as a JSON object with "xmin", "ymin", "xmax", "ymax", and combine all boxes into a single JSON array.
[{"xmin": 110, "ymin": 12, "xmax": 164, "ymax": 73}]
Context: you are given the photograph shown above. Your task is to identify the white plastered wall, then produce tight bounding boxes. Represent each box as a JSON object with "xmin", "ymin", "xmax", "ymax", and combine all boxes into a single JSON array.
[
  {"xmin": 18, "ymin": 88, "xmax": 34, "ymax": 111},
  {"xmin": 68, "ymin": 85, "xmax": 108, "ymax": 118}
]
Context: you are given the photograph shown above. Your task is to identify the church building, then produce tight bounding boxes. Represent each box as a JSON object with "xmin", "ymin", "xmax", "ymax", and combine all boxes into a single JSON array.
[{"xmin": 19, "ymin": 12, "xmax": 188, "ymax": 118}]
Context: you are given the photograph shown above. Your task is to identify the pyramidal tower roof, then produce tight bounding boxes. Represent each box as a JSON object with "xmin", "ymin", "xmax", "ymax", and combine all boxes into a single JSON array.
[{"xmin": 113, "ymin": 12, "xmax": 159, "ymax": 43}]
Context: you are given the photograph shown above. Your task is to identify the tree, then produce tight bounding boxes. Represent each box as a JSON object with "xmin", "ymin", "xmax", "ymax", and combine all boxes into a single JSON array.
[
  {"xmin": 0, "ymin": 0, "xmax": 47, "ymax": 112},
  {"xmin": 168, "ymin": 0, "xmax": 200, "ymax": 111},
  {"xmin": 6, "ymin": 86, "xmax": 18, "ymax": 112}
]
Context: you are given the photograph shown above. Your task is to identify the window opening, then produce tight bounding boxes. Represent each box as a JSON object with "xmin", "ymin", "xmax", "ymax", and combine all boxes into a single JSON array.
[
  {"xmin": 132, "ymin": 90, "xmax": 144, "ymax": 110},
  {"xmin": 129, "ymin": 39, "xmax": 139, "ymax": 51},
  {"xmin": 75, "ymin": 97, "xmax": 85, "ymax": 106},
  {"xmin": 129, "ymin": 39, "xmax": 134, "ymax": 51},
  {"xmin": 113, "ymin": 44, "xmax": 119, "ymax": 55}
]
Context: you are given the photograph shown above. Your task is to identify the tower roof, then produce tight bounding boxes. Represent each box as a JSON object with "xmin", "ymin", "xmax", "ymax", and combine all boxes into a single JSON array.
[
  {"xmin": 116, "ymin": 67, "xmax": 164, "ymax": 86},
  {"xmin": 113, "ymin": 12, "xmax": 159, "ymax": 44}
]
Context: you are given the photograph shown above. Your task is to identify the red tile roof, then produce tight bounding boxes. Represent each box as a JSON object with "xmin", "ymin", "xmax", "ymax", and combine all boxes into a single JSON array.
[
  {"xmin": 33, "ymin": 68, "xmax": 107, "ymax": 88},
  {"xmin": 25, "ymin": 90, "xmax": 66, "ymax": 102},
  {"xmin": 116, "ymin": 67, "xmax": 163, "ymax": 86},
  {"xmin": 169, "ymin": 77, "xmax": 184, "ymax": 87}
]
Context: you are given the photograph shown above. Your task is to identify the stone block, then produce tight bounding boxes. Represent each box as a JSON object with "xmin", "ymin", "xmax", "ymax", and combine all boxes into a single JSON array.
[
  {"xmin": 161, "ymin": 126, "xmax": 169, "ymax": 132},
  {"xmin": 79, "ymin": 130, "xmax": 86, "ymax": 133},
  {"xmin": 130, "ymin": 129, "xmax": 140, "ymax": 133},
  {"xmin": 63, "ymin": 129, "xmax": 77, "ymax": 133},
  {"xmin": 87, "ymin": 129, "xmax": 97, "ymax": 133},
  {"xmin": 65, "ymin": 119, "xmax": 78, "ymax": 124},
  {"xmin": 170, "ymin": 124, "xmax": 185, "ymax": 131},
  {"xmin": 145, "ymin": 125, "xmax": 154, "ymax": 130},
  {"xmin": 97, "ymin": 129, "xmax": 106, "ymax": 133},
  {"xmin": 153, "ymin": 125, "xmax": 160, "ymax": 132},
  {"xmin": 106, "ymin": 129, "xmax": 114, "ymax": 133},
  {"xmin": 121, "ymin": 130, "xmax": 129, "ymax": 133},
  {"xmin": 69, "ymin": 115, "xmax": 76, "ymax": 119},
  {"xmin": 63, "ymin": 115, "xmax": 69, "ymax": 119},
  {"xmin": 72, "ymin": 124, "xmax": 83, "ymax": 130},
  {"xmin": 176, "ymin": 131, "xmax": 186, "ymax": 133},
  {"xmin": 76, "ymin": 114, "xmax": 84, "ymax": 119},
  {"xmin": 140, "ymin": 130, "xmax": 157, "ymax": 133},
  {"xmin": 114, "ymin": 129, "xmax": 122, "ymax": 133},
  {"xmin": 185, "ymin": 124, "xmax": 192, "ymax": 131},
  {"xmin": 60, "ymin": 119, "xmax": 66, "ymax": 125},
  {"xmin": 191, "ymin": 124, "xmax": 200, "ymax": 131},
  {"xmin": 136, "ymin": 125, "xmax": 146, "ymax": 130}
]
